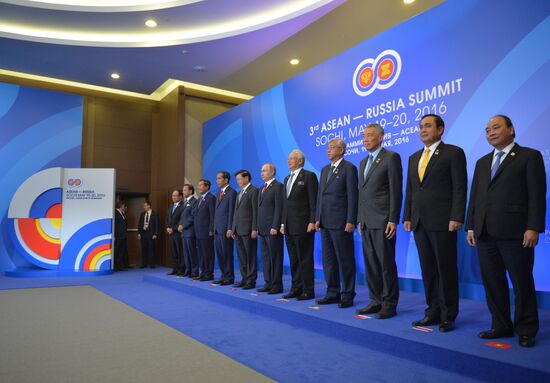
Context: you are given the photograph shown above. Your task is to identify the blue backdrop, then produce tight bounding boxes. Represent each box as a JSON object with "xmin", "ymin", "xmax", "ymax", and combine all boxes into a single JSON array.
[
  {"xmin": 0, "ymin": 82, "xmax": 83, "ymax": 271},
  {"xmin": 204, "ymin": 0, "xmax": 550, "ymax": 296}
]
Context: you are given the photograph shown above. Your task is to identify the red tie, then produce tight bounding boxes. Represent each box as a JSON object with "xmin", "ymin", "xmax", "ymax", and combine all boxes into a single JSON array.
[
  {"xmin": 262, "ymin": 183, "xmax": 268, "ymax": 195},
  {"xmin": 218, "ymin": 190, "xmax": 223, "ymax": 201}
]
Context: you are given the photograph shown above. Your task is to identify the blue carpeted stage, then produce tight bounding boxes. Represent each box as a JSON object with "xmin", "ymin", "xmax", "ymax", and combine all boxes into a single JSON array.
[{"xmin": 1, "ymin": 268, "xmax": 549, "ymax": 382}]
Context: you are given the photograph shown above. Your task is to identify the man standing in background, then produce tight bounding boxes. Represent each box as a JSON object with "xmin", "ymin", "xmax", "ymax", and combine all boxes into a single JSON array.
[
  {"xmin": 213, "ymin": 171, "xmax": 237, "ymax": 285},
  {"xmin": 466, "ymin": 115, "xmax": 546, "ymax": 347},
  {"xmin": 166, "ymin": 189, "xmax": 184, "ymax": 276},
  {"xmin": 114, "ymin": 200, "xmax": 128, "ymax": 271},
  {"xmin": 232, "ymin": 170, "xmax": 258, "ymax": 290},
  {"xmin": 403, "ymin": 114, "xmax": 467, "ymax": 333},
  {"xmin": 193, "ymin": 179, "xmax": 216, "ymax": 281},
  {"xmin": 357, "ymin": 123, "xmax": 402, "ymax": 319},
  {"xmin": 257, "ymin": 163, "xmax": 284, "ymax": 294},
  {"xmin": 315, "ymin": 138, "xmax": 358, "ymax": 308},
  {"xmin": 138, "ymin": 200, "xmax": 159, "ymax": 268},
  {"xmin": 281, "ymin": 150, "xmax": 318, "ymax": 300},
  {"xmin": 178, "ymin": 184, "xmax": 198, "ymax": 278}
]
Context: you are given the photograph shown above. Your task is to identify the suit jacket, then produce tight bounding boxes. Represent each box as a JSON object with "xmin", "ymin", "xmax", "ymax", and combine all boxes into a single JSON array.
[
  {"xmin": 232, "ymin": 185, "xmax": 258, "ymax": 236},
  {"xmin": 403, "ymin": 142, "xmax": 467, "ymax": 231},
  {"xmin": 315, "ymin": 158, "xmax": 359, "ymax": 229},
  {"xmin": 166, "ymin": 202, "xmax": 183, "ymax": 231},
  {"xmin": 466, "ymin": 144, "xmax": 546, "ymax": 239},
  {"xmin": 114, "ymin": 209, "xmax": 127, "ymax": 240},
  {"xmin": 193, "ymin": 192, "xmax": 216, "ymax": 240},
  {"xmin": 358, "ymin": 148, "xmax": 403, "ymax": 229},
  {"xmin": 178, "ymin": 196, "xmax": 197, "ymax": 238},
  {"xmin": 214, "ymin": 186, "xmax": 237, "ymax": 235},
  {"xmin": 257, "ymin": 180, "xmax": 284, "ymax": 236},
  {"xmin": 138, "ymin": 210, "xmax": 159, "ymax": 236},
  {"xmin": 282, "ymin": 169, "xmax": 318, "ymax": 235}
]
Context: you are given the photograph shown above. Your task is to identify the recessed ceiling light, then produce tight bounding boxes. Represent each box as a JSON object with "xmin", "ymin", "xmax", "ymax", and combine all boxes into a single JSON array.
[
  {"xmin": 193, "ymin": 65, "xmax": 207, "ymax": 72},
  {"xmin": 403, "ymin": 0, "xmax": 415, "ymax": 4},
  {"xmin": 181, "ymin": 49, "xmax": 189, "ymax": 55},
  {"xmin": 145, "ymin": 19, "xmax": 157, "ymax": 28},
  {"xmin": 110, "ymin": 73, "xmax": 120, "ymax": 79},
  {"xmin": 290, "ymin": 59, "xmax": 300, "ymax": 65}
]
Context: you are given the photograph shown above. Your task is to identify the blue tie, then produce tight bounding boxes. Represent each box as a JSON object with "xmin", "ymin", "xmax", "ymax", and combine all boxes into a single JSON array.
[
  {"xmin": 491, "ymin": 151, "xmax": 505, "ymax": 179},
  {"xmin": 327, "ymin": 165, "xmax": 336, "ymax": 183},
  {"xmin": 363, "ymin": 154, "xmax": 373, "ymax": 179},
  {"xmin": 172, "ymin": 204, "xmax": 177, "ymax": 213}
]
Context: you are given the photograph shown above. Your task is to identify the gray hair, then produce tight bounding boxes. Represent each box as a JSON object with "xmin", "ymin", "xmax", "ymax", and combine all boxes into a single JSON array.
[
  {"xmin": 329, "ymin": 138, "xmax": 346, "ymax": 152},
  {"xmin": 365, "ymin": 123, "xmax": 384, "ymax": 136},
  {"xmin": 290, "ymin": 149, "xmax": 306, "ymax": 165}
]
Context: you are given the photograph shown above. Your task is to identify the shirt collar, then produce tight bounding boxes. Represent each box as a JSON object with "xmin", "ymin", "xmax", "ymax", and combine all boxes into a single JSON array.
[
  {"xmin": 291, "ymin": 167, "xmax": 303, "ymax": 177},
  {"xmin": 332, "ymin": 158, "xmax": 344, "ymax": 168},
  {"xmin": 494, "ymin": 141, "xmax": 515, "ymax": 156},
  {"xmin": 221, "ymin": 185, "xmax": 229, "ymax": 192},
  {"xmin": 241, "ymin": 183, "xmax": 251, "ymax": 192},
  {"xmin": 264, "ymin": 178, "xmax": 275, "ymax": 186},
  {"xmin": 424, "ymin": 140, "xmax": 441, "ymax": 153},
  {"xmin": 368, "ymin": 146, "xmax": 383, "ymax": 159}
]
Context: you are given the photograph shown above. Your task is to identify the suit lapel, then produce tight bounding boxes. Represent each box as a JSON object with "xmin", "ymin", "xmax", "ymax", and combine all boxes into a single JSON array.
[
  {"xmin": 286, "ymin": 170, "xmax": 302, "ymax": 199},
  {"xmin": 420, "ymin": 142, "xmax": 443, "ymax": 184},
  {"xmin": 364, "ymin": 149, "xmax": 385, "ymax": 185},
  {"xmin": 324, "ymin": 160, "xmax": 344, "ymax": 190},
  {"xmin": 491, "ymin": 144, "xmax": 519, "ymax": 183}
]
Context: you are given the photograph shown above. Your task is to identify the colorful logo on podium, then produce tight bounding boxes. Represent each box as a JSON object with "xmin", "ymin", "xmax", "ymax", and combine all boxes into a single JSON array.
[
  {"xmin": 7, "ymin": 168, "xmax": 112, "ymax": 272},
  {"xmin": 353, "ymin": 49, "xmax": 402, "ymax": 97}
]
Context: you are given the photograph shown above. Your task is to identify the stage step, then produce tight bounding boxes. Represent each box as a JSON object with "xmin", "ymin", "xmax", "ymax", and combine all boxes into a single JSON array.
[{"xmin": 144, "ymin": 273, "xmax": 550, "ymax": 383}]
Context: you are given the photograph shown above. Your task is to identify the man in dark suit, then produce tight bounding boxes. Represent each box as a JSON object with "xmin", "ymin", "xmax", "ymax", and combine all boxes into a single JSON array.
[
  {"xmin": 281, "ymin": 150, "xmax": 318, "ymax": 300},
  {"xmin": 138, "ymin": 200, "xmax": 159, "ymax": 268},
  {"xmin": 178, "ymin": 184, "xmax": 198, "ymax": 278},
  {"xmin": 466, "ymin": 115, "xmax": 546, "ymax": 347},
  {"xmin": 257, "ymin": 163, "xmax": 284, "ymax": 294},
  {"xmin": 213, "ymin": 171, "xmax": 237, "ymax": 285},
  {"xmin": 315, "ymin": 138, "xmax": 359, "ymax": 308},
  {"xmin": 403, "ymin": 114, "xmax": 467, "ymax": 332},
  {"xmin": 193, "ymin": 179, "xmax": 216, "ymax": 281},
  {"xmin": 232, "ymin": 170, "xmax": 258, "ymax": 289},
  {"xmin": 357, "ymin": 123, "xmax": 402, "ymax": 319},
  {"xmin": 166, "ymin": 189, "xmax": 184, "ymax": 276},
  {"xmin": 114, "ymin": 200, "xmax": 128, "ymax": 271}
]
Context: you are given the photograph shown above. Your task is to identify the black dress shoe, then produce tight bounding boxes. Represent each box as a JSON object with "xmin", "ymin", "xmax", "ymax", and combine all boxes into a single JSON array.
[
  {"xmin": 338, "ymin": 300, "xmax": 354, "ymax": 308},
  {"xmin": 233, "ymin": 281, "xmax": 246, "ymax": 288},
  {"xmin": 199, "ymin": 276, "xmax": 213, "ymax": 281},
  {"xmin": 150, "ymin": 265, "xmax": 156, "ymax": 269},
  {"xmin": 140, "ymin": 266, "xmax": 147, "ymax": 269},
  {"xmin": 519, "ymin": 335, "xmax": 535, "ymax": 348},
  {"xmin": 375, "ymin": 310, "xmax": 396, "ymax": 319},
  {"xmin": 439, "ymin": 321, "xmax": 454, "ymax": 332},
  {"xmin": 412, "ymin": 316, "xmax": 440, "ymax": 327},
  {"xmin": 268, "ymin": 288, "xmax": 283, "ymax": 295},
  {"xmin": 192, "ymin": 275, "xmax": 201, "ymax": 280},
  {"xmin": 242, "ymin": 284, "xmax": 256, "ymax": 290},
  {"xmin": 220, "ymin": 280, "xmax": 234, "ymax": 286},
  {"xmin": 212, "ymin": 279, "xmax": 224, "ymax": 285},
  {"xmin": 356, "ymin": 303, "xmax": 382, "ymax": 315},
  {"xmin": 167, "ymin": 270, "xmax": 177, "ymax": 275},
  {"xmin": 316, "ymin": 296, "xmax": 341, "ymax": 305},
  {"xmin": 257, "ymin": 286, "xmax": 271, "ymax": 293},
  {"xmin": 296, "ymin": 293, "xmax": 315, "ymax": 301},
  {"xmin": 283, "ymin": 292, "xmax": 301, "ymax": 299},
  {"xmin": 478, "ymin": 329, "xmax": 514, "ymax": 339}
]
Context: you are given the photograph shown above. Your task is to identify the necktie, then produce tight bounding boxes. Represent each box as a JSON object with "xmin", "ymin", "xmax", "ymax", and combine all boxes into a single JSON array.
[
  {"xmin": 238, "ymin": 189, "xmax": 244, "ymax": 203},
  {"xmin": 287, "ymin": 173, "xmax": 295, "ymax": 197},
  {"xmin": 327, "ymin": 165, "xmax": 336, "ymax": 183},
  {"xmin": 172, "ymin": 204, "xmax": 177, "ymax": 213},
  {"xmin": 418, "ymin": 148, "xmax": 430, "ymax": 182},
  {"xmin": 144, "ymin": 211, "xmax": 149, "ymax": 230},
  {"xmin": 262, "ymin": 183, "xmax": 268, "ymax": 195},
  {"xmin": 491, "ymin": 151, "xmax": 505, "ymax": 179},
  {"xmin": 218, "ymin": 190, "xmax": 223, "ymax": 201},
  {"xmin": 197, "ymin": 197, "xmax": 204, "ymax": 208},
  {"xmin": 363, "ymin": 154, "xmax": 373, "ymax": 179}
]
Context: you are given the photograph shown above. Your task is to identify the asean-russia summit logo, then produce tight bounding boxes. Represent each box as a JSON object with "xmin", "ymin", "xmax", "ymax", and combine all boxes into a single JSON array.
[{"xmin": 353, "ymin": 49, "xmax": 402, "ymax": 97}]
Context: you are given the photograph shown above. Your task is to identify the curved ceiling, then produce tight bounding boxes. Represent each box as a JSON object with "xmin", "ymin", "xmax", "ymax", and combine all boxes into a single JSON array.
[{"xmin": 0, "ymin": 0, "xmax": 335, "ymax": 47}]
